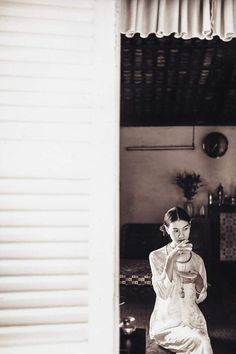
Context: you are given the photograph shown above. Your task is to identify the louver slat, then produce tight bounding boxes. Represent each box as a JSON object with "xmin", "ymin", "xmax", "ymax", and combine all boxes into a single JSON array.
[
  {"xmin": 0, "ymin": 260, "xmax": 88, "ymax": 274},
  {"xmin": 0, "ymin": 323, "xmax": 88, "ymax": 346},
  {"xmin": 0, "ymin": 290, "xmax": 88, "ymax": 308}
]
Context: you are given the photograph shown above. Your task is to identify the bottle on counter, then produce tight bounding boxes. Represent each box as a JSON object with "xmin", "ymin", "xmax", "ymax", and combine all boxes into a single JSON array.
[
  {"xmin": 231, "ymin": 196, "xmax": 236, "ymax": 205},
  {"xmin": 199, "ymin": 204, "xmax": 206, "ymax": 217},
  {"xmin": 208, "ymin": 193, "xmax": 213, "ymax": 205},
  {"xmin": 217, "ymin": 183, "xmax": 224, "ymax": 205}
]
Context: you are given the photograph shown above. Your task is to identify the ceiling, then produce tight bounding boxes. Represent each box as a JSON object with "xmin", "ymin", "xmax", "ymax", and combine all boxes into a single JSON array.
[{"xmin": 120, "ymin": 34, "xmax": 236, "ymax": 126}]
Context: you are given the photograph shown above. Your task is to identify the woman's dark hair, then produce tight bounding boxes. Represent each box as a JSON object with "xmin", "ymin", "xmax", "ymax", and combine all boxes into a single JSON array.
[{"xmin": 160, "ymin": 206, "xmax": 191, "ymax": 236}]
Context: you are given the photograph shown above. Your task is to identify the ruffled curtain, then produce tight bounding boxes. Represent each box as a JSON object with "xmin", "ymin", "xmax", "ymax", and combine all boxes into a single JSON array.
[
  {"xmin": 212, "ymin": 0, "xmax": 236, "ymax": 41},
  {"xmin": 120, "ymin": 0, "xmax": 236, "ymax": 41},
  {"xmin": 120, "ymin": 0, "xmax": 212, "ymax": 39}
]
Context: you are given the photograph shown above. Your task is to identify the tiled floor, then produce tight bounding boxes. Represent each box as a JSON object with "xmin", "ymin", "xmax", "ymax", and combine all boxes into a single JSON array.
[{"xmin": 120, "ymin": 279, "xmax": 236, "ymax": 354}]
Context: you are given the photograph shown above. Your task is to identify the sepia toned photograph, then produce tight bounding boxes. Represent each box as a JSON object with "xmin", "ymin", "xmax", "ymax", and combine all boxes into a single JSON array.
[{"xmin": 1, "ymin": 1, "xmax": 236, "ymax": 354}]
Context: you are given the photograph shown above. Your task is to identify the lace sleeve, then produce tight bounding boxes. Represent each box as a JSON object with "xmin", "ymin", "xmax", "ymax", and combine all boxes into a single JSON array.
[{"xmin": 149, "ymin": 250, "xmax": 174, "ymax": 299}]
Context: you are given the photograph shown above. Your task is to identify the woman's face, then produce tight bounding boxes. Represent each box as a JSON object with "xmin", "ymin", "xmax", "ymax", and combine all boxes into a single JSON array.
[{"xmin": 165, "ymin": 219, "xmax": 191, "ymax": 245}]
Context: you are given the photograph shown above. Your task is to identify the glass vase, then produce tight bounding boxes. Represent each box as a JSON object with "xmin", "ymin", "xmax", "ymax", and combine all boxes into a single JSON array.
[{"xmin": 184, "ymin": 200, "xmax": 194, "ymax": 217}]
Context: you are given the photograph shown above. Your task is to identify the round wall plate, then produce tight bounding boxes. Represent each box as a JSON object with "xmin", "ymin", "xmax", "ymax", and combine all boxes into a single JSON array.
[{"xmin": 202, "ymin": 132, "xmax": 228, "ymax": 158}]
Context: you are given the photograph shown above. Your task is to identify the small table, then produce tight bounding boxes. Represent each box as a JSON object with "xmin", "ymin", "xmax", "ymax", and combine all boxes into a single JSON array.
[{"xmin": 120, "ymin": 328, "xmax": 146, "ymax": 354}]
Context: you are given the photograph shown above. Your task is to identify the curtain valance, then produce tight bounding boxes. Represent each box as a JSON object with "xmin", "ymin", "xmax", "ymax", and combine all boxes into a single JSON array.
[
  {"xmin": 212, "ymin": 0, "xmax": 236, "ymax": 41},
  {"xmin": 120, "ymin": 0, "xmax": 236, "ymax": 41}
]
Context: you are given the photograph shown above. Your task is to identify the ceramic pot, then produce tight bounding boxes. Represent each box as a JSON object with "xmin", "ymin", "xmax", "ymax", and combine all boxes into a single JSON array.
[{"xmin": 120, "ymin": 316, "xmax": 136, "ymax": 336}]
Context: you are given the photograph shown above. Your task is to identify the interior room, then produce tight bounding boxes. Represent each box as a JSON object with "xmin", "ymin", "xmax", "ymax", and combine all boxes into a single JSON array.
[{"xmin": 119, "ymin": 2, "xmax": 236, "ymax": 354}]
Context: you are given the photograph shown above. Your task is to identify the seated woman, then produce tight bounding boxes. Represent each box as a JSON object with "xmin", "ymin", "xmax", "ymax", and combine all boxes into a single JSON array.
[{"xmin": 149, "ymin": 207, "xmax": 213, "ymax": 354}]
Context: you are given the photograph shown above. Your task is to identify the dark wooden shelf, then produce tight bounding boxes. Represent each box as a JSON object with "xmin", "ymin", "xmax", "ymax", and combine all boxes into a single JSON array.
[{"xmin": 120, "ymin": 328, "xmax": 146, "ymax": 354}]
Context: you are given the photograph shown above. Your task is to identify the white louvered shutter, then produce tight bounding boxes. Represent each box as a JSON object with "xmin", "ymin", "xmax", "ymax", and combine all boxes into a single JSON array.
[{"xmin": 0, "ymin": 0, "xmax": 97, "ymax": 347}]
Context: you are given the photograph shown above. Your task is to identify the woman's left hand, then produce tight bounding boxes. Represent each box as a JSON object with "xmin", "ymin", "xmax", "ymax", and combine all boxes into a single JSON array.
[{"xmin": 176, "ymin": 270, "xmax": 204, "ymax": 292}]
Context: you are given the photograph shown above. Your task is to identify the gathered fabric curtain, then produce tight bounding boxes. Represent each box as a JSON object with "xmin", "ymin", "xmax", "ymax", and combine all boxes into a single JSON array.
[
  {"xmin": 120, "ymin": 0, "xmax": 236, "ymax": 41},
  {"xmin": 212, "ymin": 0, "xmax": 236, "ymax": 41}
]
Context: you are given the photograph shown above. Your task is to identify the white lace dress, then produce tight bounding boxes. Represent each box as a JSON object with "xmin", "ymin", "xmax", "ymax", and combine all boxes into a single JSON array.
[{"xmin": 149, "ymin": 246, "xmax": 213, "ymax": 354}]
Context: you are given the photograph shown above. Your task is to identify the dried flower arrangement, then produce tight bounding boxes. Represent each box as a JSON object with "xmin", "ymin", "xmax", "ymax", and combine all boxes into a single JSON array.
[{"xmin": 174, "ymin": 172, "xmax": 203, "ymax": 200}]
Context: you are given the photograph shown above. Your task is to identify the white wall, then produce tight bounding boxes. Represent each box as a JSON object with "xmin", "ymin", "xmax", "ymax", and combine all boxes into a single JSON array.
[{"xmin": 120, "ymin": 126, "xmax": 236, "ymax": 225}]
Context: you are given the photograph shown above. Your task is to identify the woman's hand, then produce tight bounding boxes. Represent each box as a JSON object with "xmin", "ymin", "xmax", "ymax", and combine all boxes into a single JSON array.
[
  {"xmin": 176, "ymin": 270, "xmax": 204, "ymax": 294},
  {"xmin": 165, "ymin": 240, "xmax": 192, "ymax": 282},
  {"xmin": 192, "ymin": 271, "xmax": 204, "ymax": 293},
  {"xmin": 167, "ymin": 240, "xmax": 192, "ymax": 263}
]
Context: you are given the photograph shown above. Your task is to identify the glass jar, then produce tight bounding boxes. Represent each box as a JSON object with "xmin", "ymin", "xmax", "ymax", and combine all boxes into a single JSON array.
[
  {"xmin": 217, "ymin": 183, "xmax": 224, "ymax": 205},
  {"xmin": 208, "ymin": 193, "xmax": 213, "ymax": 205}
]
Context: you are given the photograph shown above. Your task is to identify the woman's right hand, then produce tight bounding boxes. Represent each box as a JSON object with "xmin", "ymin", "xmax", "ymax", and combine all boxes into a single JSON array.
[
  {"xmin": 167, "ymin": 240, "xmax": 192, "ymax": 263},
  {"xmin": 165, "ymin": 240, "xmax": 192, "ymax": 282}
]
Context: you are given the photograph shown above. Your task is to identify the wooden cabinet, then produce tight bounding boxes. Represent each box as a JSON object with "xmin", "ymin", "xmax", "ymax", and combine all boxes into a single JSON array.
[
  {"xmin": 190, "ymin": 218, "xmax": 212, "ymax": 282},
  {"xmin": 120, "ymin": 328, "xmax": 146, "ymax": 354},
  {"xmin": 208, "ymin": 205, "xmax": 236, "ymax": 285}
]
